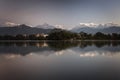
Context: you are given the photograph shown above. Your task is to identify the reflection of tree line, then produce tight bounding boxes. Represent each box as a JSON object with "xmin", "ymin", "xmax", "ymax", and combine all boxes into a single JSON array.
[
  {"xmin": 0, "ymin": 42, "xmax": 47, "ymax": 47},
  {"xmin": 0, "ymin": 42, "xmax": 50, "ymax": 56},
  {"xmin": 47, "ymin": 41, "xmax": 79, "ymax": 51},
  {"xmin": 48, "ymin": 41, "xmax": 120, "ymax": 50},
  {"xmin": 79, "ymin": 41, "xmax": 120, "ymax": 48},
  {"xmin": 0, "ymin": 34, "xmax": 45, "ymax": 40},
  {"xmin": 0, "ymin": 41, "xmax": 120, "ymax": 56},
  {"xmin": 0, "ymin": 41, "xmax": 120, "ymax": 48}
]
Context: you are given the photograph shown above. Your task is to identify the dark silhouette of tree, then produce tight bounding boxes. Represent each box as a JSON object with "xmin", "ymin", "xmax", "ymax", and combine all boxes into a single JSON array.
[
  {"xmin": 28, "ymin": 34, "xmax": 37, "ymax": 40},
  {"xmin": 47, "ymin": 41, "xmax": 79, "ymax": 51},
  {"xmin": 2, "ymin": 35, "xmax": 14, "ymax": 40},
  {"xmin": 15, "ymin": 34, "xmax": 26, "ymax": 40},
  {"xmin": 112, "ymin": 33, "xmax": 120, "ymax": 40},
  {"xmin": 93, "ymin": 32, "xmax": 107, "ymax": 40},
  {"xmin": 79, "ymin": 32, "xmax": 92, "ymax": 40},
  {"xmin": 0, "ymin": 31, "xmax": 120, "ymax": 40},
  {"xmin": 47, "ymin": 30, "xmax": 78, "ymax": 40}
]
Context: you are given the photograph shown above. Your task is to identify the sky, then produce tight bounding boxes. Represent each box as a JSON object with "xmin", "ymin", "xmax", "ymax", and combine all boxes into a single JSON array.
[{"xmin": 0, "ymin": 0, "xmax": 120, "ymax": 29}]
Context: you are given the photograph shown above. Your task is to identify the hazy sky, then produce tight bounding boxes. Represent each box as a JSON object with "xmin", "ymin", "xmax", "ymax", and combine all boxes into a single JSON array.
[{"xmin": 0, "ymin": 0, "xmax": 120, "ymax": 28}]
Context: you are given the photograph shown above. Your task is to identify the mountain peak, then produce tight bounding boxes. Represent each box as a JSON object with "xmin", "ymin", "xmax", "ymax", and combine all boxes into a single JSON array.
[
  {"xmin": 7, "ymin": 24, "xmax": 31, "ymax": 28},
  {"xmin": 79, "ymin": 23, "xmax": 98, "ymax": 28},
  {"xmin": 17, "ymin": 24, "xmax": 31, "ymax": 28},
  {"xmin": 71, "ymin": 25, "xmax": 120, "ymax": 34},
  {"xmin": 36, "ymin": 23, "xmax": 55, "ymax": 29}
]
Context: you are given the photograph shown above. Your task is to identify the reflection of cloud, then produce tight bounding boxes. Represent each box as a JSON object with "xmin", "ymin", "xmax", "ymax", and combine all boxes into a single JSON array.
[
  {"xmin": 55, "ymin": 51, "xmax": 64, "ymax": 56},
  {"xmin": 0, "ymin": 42, "xmax": 120, "ymax": 57},
  {"xmin": 79, "ymin": 51, "xmax": 120, "ymax": 57},
  {"xmin": 0, "ymin": 50, "xmax": 120, "ymax": 59},
  {"xmin": 43, "ymin": 43, "xmax": 48, "ymax": 47},
  {"xmin": 55, "ymin": 49, "xmax": 76, "ymax": 56},
  {"xmin": 35, "ymin": 42, "xmax": 48, "ymax": 48},
  {"xmin": 3, "ymin": 54, "xmax": 21, "ymax": 59},
  {"xmin": 54, "ymin": 49, "xmax": 120, "ymax": 57},
  {"xmin": 27, "ymin": 53, "xmax": 34, "ymax": 56},
  {"xmin": 80, "ymin": 52, "xmax": 98, "ymax": 57}
]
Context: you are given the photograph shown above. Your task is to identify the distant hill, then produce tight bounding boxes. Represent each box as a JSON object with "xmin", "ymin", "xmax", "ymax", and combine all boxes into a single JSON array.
[
  {"xmin": 0, "ymin": 23, "xmax": 120, "ymax": 35},
  {"xmin": 0, "ymin": 24, "xmax": 53, "ymax": 35},
  {"xmin": 71, "ymin": 26, "xmax": 120, "ymax": 34},
  {"xmin": 35, "ymin": 23, "xmax": 55, "ymax": 29}
]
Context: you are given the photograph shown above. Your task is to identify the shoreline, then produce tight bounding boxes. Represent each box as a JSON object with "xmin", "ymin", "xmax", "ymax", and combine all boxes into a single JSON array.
[{"xmin": 0, "ymin": 40, "xmax": 120, "ymax": 42}]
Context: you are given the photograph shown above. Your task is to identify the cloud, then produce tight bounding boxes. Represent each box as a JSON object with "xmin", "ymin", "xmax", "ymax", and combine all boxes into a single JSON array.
[
  {"xmin": 78, "ymin": 22, "xmax": 119, "ymax": 28},
  {"xmin": 55, "ymin": 25, "xmax": 65, "ymax": 29},
  {"xmin": 5, "ymin": 22, "xmax": 20, "ymax": 26},
  {"xmin": 36, "ymin": 23, "xmax": 66, "ymax": 29},
  {"xmin": 79, "ymin": 23, "xmax": 98, "ymax": 27},
  {"xmin": 103, "ymin": 22, "xmax": 119, "ymax": 27}
]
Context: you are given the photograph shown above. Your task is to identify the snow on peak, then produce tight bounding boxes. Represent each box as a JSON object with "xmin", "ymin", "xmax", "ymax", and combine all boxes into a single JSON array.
[
  {"xmin": 36, "ymin": 23, "xmax": 55, "ymax": 29},
  {"xmin": 79, "ymin": 23, "xmax": 98, "ymax": 27},
  {"xmin": 103, "ymin": 22, "xmax": 119, "ymax": 27},
  {"xmin": 78, "ymin": 22, "xmax": 119, "ymax": 28},
  {"xmin": 36, "ymin": 23, "xmax": 65, "ymax": 29},
  {"xmin": 55, "ymin": 25, "xmax": 65, "ymax": 29}
]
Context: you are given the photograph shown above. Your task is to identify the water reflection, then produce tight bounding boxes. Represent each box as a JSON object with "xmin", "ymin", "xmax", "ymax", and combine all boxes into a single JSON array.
[
  {"xmin": 0, "ymin": 41, "xmax": 120, "ymax": 80},
  {"xmin": 0, "ymin": 41, "xmax": 120, "ymax": 57}
]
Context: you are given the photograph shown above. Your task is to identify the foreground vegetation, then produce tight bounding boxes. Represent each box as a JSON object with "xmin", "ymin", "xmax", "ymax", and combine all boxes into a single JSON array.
[{"xmin": 0, "ymin": 30, "xmax": 120, "ymax": 40}]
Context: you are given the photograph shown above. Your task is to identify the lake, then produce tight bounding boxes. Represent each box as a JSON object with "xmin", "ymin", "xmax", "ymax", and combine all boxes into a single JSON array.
[{"xmin": 0, "ymin": 41, "xmax": 120, "ymax": 80}]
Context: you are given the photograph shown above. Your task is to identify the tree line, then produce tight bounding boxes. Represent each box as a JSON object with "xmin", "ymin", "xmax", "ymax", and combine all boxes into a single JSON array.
[
  {"xmin": 47, "ymin": 31, "xmax": 120, "ymax": 40},
  {"xmin": 0, "ymin": 34, "xmax": 45, "ymax": 40},
  {"xmin": 0, "ymin": 30, "xmax": 120, "ymax": 40}
]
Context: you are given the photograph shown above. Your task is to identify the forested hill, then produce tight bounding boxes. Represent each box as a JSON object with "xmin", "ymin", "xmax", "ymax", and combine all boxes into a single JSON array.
[{"xmin": 0, "ymin": 24, "xmax": 53, "ymax": 35}]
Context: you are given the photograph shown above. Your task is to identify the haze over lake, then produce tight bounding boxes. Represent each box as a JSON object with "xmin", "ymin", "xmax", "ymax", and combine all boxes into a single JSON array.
[{"xmin": 0, "ymin": 41, "xmax": 120, "ymax": 80}]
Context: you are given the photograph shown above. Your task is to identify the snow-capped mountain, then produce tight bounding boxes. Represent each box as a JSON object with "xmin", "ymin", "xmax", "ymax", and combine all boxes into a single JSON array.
[
  {"xmin": 36, "ymin": 23, "xmax": 65, "ymax": 29},
  {"xmin": 71, "ymin": 23, "xmax": 120, "ymax": 34},
  {"xmin": 36, "ymin": 23, "xmax": 55, "ymax": 29},
  {"xmin": 0, "ymin": 24, "xmax": 53, "ymax": 35}
]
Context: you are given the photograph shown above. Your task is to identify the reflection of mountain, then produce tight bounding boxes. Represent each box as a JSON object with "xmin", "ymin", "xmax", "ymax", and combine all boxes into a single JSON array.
[
  {"xmin": 0, "ymin": 41, "xmax": 120, "ymax": 56},
  {"xmin": 72, "ymin": 45, "xmax": 120, "ymax": 57},
  {"xmin": 47, "ymin": 41, "xmax": 79, "ymax": 51},
  {"xmin": 0, "ymin": 42, "xmax": 51, "ymax": 56}
]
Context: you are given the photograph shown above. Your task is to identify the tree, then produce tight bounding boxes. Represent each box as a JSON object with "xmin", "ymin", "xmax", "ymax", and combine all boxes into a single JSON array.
[
  {"xmin": 79, "ymin": 32, "xmax": 91, "ymax": 40},
  {"xmin": 47, "ymin": 30, "xmax": 78, "ymax": 40},
  {"xmin": 93, "ymin": 32, "xmax": 107, "ymax": 40},
  {"xmin": 15, "ymin": 34, "xmax": 26, "ymax": 40}
]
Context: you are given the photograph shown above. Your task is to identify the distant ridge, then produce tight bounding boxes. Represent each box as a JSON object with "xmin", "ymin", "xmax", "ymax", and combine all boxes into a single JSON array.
[
  {"xmin": 0, "ymin": 24, "xmax": 53, "ymax": 35},
  {"xmin": 0, "ymin": 23, "xmax": 120, "ymax": 35},
  {"xmin": 36, "ymin": 23, "xmax": 55, "ymax": 29},
  {"xmin": 71, "ymin": 26, "xmax": 120, "ymax": 34}
]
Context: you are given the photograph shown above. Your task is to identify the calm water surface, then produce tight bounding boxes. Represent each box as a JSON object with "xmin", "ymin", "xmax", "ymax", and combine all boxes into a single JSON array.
[{"xmin": 0, "ymin": 41, "xmax": 120, "ymax": 80}]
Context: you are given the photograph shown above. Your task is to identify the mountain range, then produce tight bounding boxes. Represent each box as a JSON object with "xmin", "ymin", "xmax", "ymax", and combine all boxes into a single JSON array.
[
  {"xmin": 36, "ymin": 23, "xmax": 55, "ymax": 29},
  {"xmin": 71, "ymin": 23, "xmax": 120, "ymax": 34},
  {"xmin": 0, "ymin": 23, "xmax": 120, "ymax": 35},
  {"xmin": 0, "ymin": 24, "xmax": 53, "ymax": 35}
]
